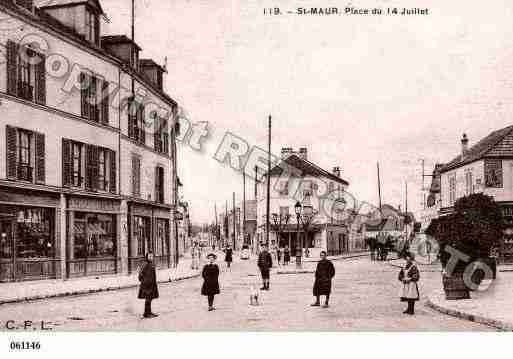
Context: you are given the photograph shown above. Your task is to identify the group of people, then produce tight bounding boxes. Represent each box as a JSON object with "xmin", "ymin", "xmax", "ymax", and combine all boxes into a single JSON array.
[{"xmin": 136, "ymin": 245, "xmax": 420, "ymax": 318}]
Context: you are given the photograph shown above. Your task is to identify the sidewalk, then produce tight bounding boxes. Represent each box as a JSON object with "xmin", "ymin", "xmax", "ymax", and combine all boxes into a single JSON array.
[
  {"xmin": 426, "ymin": 271, "xmax": 513, "ymax": 331},
  {"xmin": 276, "ymin": 251, "xmax": 370, "ymax": 274},
  {"xmin": 0, "ymin": 258, "xmax": 200, "ymax": 305}
]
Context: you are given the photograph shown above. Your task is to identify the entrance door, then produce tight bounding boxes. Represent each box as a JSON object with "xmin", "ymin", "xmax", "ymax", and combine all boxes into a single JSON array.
[{"xmin": 0, "ymin": 218, "xmax": 15, "ymax": 282}]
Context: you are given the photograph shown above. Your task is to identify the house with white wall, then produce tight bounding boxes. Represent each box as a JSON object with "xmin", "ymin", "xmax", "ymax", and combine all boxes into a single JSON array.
[
  {"xmin": 256, "ymin": 147, "xmax": 354, "ymax": 257},
  {"xmin": 438, "ymin": 127, "xmax": 513, "ymax": 262}
]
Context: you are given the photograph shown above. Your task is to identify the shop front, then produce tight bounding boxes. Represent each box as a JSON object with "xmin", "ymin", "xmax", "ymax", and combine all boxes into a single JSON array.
[
  {"xmin": 66, "ymin": 196, "xmax": 119, "ymax": 278},
  {"xmin": 0, "ymin": 189, "xmax": 60, "ymax": 282},
  {"xmin": 128, "ymin": 203, "xmax": 172, "ymax": 273}
]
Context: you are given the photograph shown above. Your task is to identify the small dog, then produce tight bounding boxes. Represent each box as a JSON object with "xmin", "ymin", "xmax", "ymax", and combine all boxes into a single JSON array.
[{"xmin": 249, "ymin": 286, "xmax": 259, "ymax": 306}]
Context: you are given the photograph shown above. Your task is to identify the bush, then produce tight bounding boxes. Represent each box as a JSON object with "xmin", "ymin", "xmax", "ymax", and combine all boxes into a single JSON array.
[{"xmin": 429, "ymin": 193, "xmax": 502, "ymax": 270}]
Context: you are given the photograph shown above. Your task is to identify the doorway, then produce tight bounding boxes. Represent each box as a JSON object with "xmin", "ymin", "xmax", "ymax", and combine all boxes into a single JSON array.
[{"xmin": 0, "ymin": 217, "xmax": 15, "ymax": 282}]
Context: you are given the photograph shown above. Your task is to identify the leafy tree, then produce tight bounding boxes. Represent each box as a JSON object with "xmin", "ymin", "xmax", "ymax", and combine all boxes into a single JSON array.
[{"xmin": 429, "ymin": 193, "xmax": 502, "ymax": 270}]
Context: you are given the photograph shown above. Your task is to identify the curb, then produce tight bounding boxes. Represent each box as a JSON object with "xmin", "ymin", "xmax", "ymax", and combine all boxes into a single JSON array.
[
  {"xmin": 0, "ymin": 273, "xmax": 200, "ymax": 306},
  {"xmin": 426, "ymin": 296, "xmax": 513, "ymax": 331}
]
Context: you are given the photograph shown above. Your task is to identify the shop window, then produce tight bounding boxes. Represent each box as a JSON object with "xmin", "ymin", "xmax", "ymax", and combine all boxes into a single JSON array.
[
  {"xmin": 155, "ymin": 219, "xmax": 169, "ymax": 257},
  {"xmin": 133, "ymin": 216, "xmax": 150, "ymax": 256},
  {"xmin": 6, "ymin": 40, "xmax": 46, "ymax": 105},
  {"xmin": 15, "ymin": 208, "xmax": 54, "ymax": 259},
  {"xmin": 73, "ymin": 213, "xmax": 116, "ymax": 259},
  {"xmin": 6, "ymin": 126, "xmax": 45, "ymax": 184}
]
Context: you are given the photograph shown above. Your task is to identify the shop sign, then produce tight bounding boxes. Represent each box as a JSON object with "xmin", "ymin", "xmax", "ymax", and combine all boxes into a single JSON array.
[{"xmin": 68, "ymin": 197, "xmax": 118, "ymax": 212}]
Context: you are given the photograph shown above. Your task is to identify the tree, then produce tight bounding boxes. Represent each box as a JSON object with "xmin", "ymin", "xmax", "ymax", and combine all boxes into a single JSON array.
[{"xmin": 430, "ymin": 193, "xmax": 503, "ymax": 270}]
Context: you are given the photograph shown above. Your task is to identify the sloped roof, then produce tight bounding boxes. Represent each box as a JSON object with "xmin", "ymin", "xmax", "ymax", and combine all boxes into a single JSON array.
[
  {"xmin": 101, "ymin": 35, "xmax": 142, "ymax": 50},
  {"xmin": 441, "ymin": 125, "xmax": 513, "ymax": 173},
  {"xmin": 265, "ymin": 154, "xmax": 349, "ymax": 186},
  {"xmin": 140, "ymin": 59, "xmax": 165, "ymax": 71},
  {"xmin": 37, "ymin": 0, "xmax": 104, "ymax": 15}
]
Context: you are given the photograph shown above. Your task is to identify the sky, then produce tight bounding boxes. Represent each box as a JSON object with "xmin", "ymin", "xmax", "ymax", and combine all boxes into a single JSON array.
[{"xmin": 101, "ymin": 0, "xmax": 513, "ymax": 223}]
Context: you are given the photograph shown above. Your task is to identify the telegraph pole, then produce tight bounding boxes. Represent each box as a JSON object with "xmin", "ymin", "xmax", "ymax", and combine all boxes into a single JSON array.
[
  {"xmin": 266, "ymin": 115, "xmax": 271, "ymax": 246},
  {"xmin": 243, "ymin": 169, "xmax": 246, "ymax": 246},
  {"xmin": 232, "ymin": 192, "xmax": 236, "ymax": 250},
  {"xmin": 377, "ymin": 162, "xmax": 382, "ymax": 212}
]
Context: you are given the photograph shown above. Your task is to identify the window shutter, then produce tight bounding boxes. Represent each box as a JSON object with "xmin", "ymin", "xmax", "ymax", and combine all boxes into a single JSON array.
[
  {"xmin": 101, "ymin": 81, "xmax": 109, "ymax": 125},
  {"xmin": 34, "ymin": 132, "xmax": 45, "ymax": 184},
  {"xmin": 155, "ymin": 166, "xmax": 160, "ymax": 203},
  {"xmin": 35, "ymin": 53, "xmax": 46, "ymax": 105},
  {"xmin": 132, "ymin": 155, "xmax": 140, "ymax": 197},
  {"xmin": 109, "ymin": 149, "xmax": 116, "ymax": 194},
  {"xmin": 94, "ymin": 14, "xmax": 100, "ymax": 45},
  {"xmin": 138, "ymin": 106, "xmax": 146, "ymax": 144},
  {"xmin": 80, "ymin": 73, "xmax": 89, "ymax": 118},
  {"xmin": 6, "ymin": 125, "xmax": 17, "ymax": 179},
  {"xmin": 153, "ymin": 116, "xmax": 159, "ymax": 151},
  {"xmin": 6, "ymin": 40, "xmax": 18, "ymax": 96},
  {"xmin": 62, "ymin": 139, "xmax": 72, "ymax": 186},
  {"xmin": 128, "ymin": 99, "xmax": 135, "ymax": 138}
]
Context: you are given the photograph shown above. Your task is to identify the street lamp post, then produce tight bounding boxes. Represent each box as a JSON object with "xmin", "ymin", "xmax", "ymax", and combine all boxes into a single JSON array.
[{"xmin": 294, "ymin": 201, "xmax": 302, "ymax": 269}]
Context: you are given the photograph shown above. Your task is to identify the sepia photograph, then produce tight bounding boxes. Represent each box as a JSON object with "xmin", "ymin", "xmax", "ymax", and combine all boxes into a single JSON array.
[{"xmin": 0, "ymin": 0, "xmax": 512, "ymax": 356}]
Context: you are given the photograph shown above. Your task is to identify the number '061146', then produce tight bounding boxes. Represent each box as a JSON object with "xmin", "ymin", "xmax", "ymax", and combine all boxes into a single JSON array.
[{"xmin": 10, "ymin": 341, "xmax": 41, "ymax": 350}]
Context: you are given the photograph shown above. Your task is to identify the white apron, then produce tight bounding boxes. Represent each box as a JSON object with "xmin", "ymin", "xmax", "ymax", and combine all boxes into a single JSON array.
[{"xmin": 400, "ymin": 265, "xmax": 420, "ymax": 300}]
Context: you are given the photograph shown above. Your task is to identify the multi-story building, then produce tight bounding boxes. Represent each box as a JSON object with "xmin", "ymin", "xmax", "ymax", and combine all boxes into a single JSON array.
[
  {"xmin": 438, "ymin": 127, "xmax": 513, "ymax": 262},
  {"xmin": 256, "ymin": 147, "xmax": 352, "ymax": 257},
  {"xmin": 0, "ymin": 0, "xmax": 179, "ymax": 282}
]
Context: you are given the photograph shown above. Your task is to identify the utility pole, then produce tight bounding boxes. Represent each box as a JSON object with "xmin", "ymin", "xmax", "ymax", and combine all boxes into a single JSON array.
[
  {"xmin": 266, "ymin": 115, "xmax": 271, "ymax": 246},
  {"xmin": 243, "ymin": 169, "xmax": 246, "ymax": 246},
  {"xmin": 377, "ymin": 162, "xmax": 382, "ymax": 212},
  {"xmin": 214, "ymin": 203, "xmax": 218, "ymax": 249},
  {"xmin": 232, "ymin": 192, "xmax": 236, "ymax": 250}
]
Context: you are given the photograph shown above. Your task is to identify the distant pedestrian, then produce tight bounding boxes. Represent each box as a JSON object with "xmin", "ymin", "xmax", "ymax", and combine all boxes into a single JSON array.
[
  {"xmin": 283, "ymin": 246, "xmax": 291, "ymax": 266},
  {"xmin": 138, "ymin": 252, "xmax": 159, "ymax": 318},
  {"xmin": 201, "ymin": 253, "xmax": 220, "ymax": 311},
  {"xmin": 276, "ymin": 247, "xmax": 282, "ymax": 266},
  {"xmin": 258, "ymin": 244, "xmax": 273, "ymax": 290},
  {"xmin": 311, "ymin": 251, "xmax": 335, "ymax": 308},
  {"xmin": 398, "ymin": 252, "xmax": 420, "ymax": 315},
  {"xmin": 224, "ymin": 245, "xmax": 233, "ymax": 269}
]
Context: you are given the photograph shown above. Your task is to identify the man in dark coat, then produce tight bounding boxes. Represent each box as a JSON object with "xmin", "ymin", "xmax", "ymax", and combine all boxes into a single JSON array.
[
  {"xmin": 224, "ymin": 245, "xmax": 233, "ymax": 269},
  {"xmin": 138, "ymin": 252, "xmax": 159, "ymax": 318},
  {"xmin": 283, "ymin": 245, "xmax": 291, "ymax": 265},
  {"xmin": 257, "ymin": 244, "xmax": 273, "ymax": 290},
  {"xmin": 201, "ymin": 253, "xmax": 220, "ymax": 311},
  {"xmin": 311, "ymin": 251, "xmax": 335, "ymax": 308}
]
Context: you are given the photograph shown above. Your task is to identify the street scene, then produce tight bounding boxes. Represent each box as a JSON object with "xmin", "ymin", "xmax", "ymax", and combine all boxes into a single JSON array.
[
  {"xmin": 0, "ymin": 255, "xmax": 495, "ymax": 331},
  {"xmin": 1, "ymin": 0, "xmax": 513, "ymax": 338}
]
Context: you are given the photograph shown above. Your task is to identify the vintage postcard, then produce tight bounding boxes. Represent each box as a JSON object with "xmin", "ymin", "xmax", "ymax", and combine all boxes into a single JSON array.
[{"xmin": 0, "ymin": 0, "xmax": 512, "ymax": 356}]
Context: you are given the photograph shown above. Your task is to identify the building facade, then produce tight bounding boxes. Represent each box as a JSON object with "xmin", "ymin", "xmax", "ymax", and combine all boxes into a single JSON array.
[
  {"xmin": 256, "ymin": 147, "xmax": 354, "ymax": 257},
  {"xmin": 437, "ymin": 129, "xmax": 513, "ymax": 262},
  {"xmin": 0, "ymin": 0, "xmax": 179, "ymax": 282}
]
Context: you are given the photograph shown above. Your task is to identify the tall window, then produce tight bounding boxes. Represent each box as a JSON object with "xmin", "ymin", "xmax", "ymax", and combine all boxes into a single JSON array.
[
  {"xmin": 84, "ymin": 9, "xmax": 100, "ymax": 45},
  {"xmin": 154, "ymin": 115, "xmax": 169, "ymax": 154},
  {"xmin": 155, "ymin": 166, "xmax": 165, "ymax": 203},
  {"xmin": 6, "ymin": 41, "xmax": 46, "ymax": 104},
  {"xmin": 72, "ymin": 141, "xmax": 83, "ymax": 187},
  {"xmin": 63, "ymin": 140, "xmax": 115, "ymax": 193},
  {"xmin": 132, "ymin": 155, "xmax": 141, "ymax": 197},
  {"xmin": 81, "ymin": 73, "xmax": 109, "ymax": 124},
  {"xmin": 128, "ymin": 101, "xmax": 145, "ymax": 144},
  {"xmin": 6, "ymin": 126, "xmax": 45, "ymax": 184},
  {"xmin": 449, "ymin": 175, "xmax": 456, "ymax": 206},
  {"xmin": 465, "ymin": 171, "xmax": 474, "ymax": 195}
]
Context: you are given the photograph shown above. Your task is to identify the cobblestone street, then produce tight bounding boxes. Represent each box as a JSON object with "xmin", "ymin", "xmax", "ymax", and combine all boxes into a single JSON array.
[{"xmin": 0, "ymin": 257, "xmax": 496, "ymax": 331}]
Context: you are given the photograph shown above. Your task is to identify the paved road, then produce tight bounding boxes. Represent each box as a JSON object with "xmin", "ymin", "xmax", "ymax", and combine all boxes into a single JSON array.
[{"xmin": 0, "ymin": 256, "xmax": 496, "ymax": 331}]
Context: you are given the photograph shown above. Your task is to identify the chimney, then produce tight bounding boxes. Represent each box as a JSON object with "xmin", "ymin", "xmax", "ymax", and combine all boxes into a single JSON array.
[
  {"xmin": 281, "ymin": 147, "xmax": 293, "ymax": 159},
  {"xmin": 333, "ymin": 167, "xmax": 341, "ymax": 178},
  {"xmin": 461, "ymin": 133, "xmax": 469, "ymax": 158},
  {"xmin": 298, "ymin": 147, "xmax": 308, "ymax": 161}
]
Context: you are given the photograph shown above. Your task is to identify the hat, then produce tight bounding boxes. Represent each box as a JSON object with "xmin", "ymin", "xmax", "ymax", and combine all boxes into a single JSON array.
[{"xmin": 207, "ymin": 253, "xmax": 217, "ymax": 259}]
